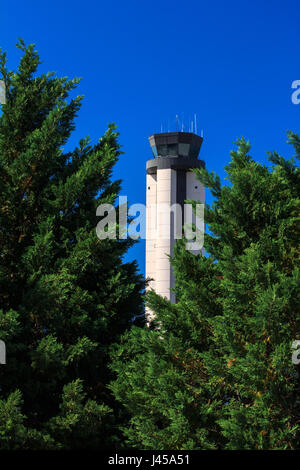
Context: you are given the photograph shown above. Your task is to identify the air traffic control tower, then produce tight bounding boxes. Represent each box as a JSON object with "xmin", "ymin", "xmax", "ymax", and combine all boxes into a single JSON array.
[{"xmin": 146, "ymin": 131, "xmax": 205, "ymax": 320}]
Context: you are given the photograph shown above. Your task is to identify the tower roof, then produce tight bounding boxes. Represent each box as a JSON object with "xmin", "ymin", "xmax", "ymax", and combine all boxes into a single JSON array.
[{"xmin": 148, "ymin": 132, "xmax": 203, "ymax": 159}]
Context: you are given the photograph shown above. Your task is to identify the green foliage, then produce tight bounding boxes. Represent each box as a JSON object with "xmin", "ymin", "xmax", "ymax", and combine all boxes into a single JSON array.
[
  {"xmin": 111, "ymin": 135, "xmax": 300, "ymax": 449},
  {"xmin": 47, "ymin": 379, "xmax": 113, "ymax": 449},
  {"xmin": 0, "ymin": 390, "xmax": 55, "ymax": 449},
  {"xmin": 0, "ymin": 41, "xmax": 144, "ymax": 449}
]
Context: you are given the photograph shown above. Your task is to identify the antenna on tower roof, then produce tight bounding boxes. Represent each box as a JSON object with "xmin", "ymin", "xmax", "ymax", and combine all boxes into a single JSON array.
[
  {"xmin": 176, "ymin": 114, "xmax": 179, "ymax": 132},
  {"xmin": 194, "ymin": 113, "xmax": 197, "ymax": 135}
]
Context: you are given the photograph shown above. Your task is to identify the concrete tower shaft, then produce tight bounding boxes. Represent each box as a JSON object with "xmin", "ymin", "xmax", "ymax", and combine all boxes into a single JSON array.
[{"xmin": 146, "ymin": 132, "xmax": 205, "ymax": 321}]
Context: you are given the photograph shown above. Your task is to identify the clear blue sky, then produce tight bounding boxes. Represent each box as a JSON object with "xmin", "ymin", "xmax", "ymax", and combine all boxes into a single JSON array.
[{"xmin": 1, "ymin": 0, "xmax": 300, "ymax": 274}]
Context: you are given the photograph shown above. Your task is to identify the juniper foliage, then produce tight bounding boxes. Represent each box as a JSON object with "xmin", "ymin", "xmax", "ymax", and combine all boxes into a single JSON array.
[
  {"xmin": 110, "ymin": 134, "xmax": 300, "ymax": 450},
  {"xmin": 0, "ymin": 41, "xmax": 144, "ymax": 449}
]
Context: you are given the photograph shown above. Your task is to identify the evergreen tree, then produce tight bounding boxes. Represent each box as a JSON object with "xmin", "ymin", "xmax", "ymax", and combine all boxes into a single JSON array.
[
  {"xmin": 110, "ymin": 134, "xmax": 300, "ymax": 449},
  {"xmin": 110, "ymin": 253, "xmax": 223, "ymax": 450},
  {"xmin": 0, "ymin": 41, "xmax": 144, "ymax": 449},
  {"xmin": 204, "ymin": 135, "xmax": 300, "ymax": 449}
]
